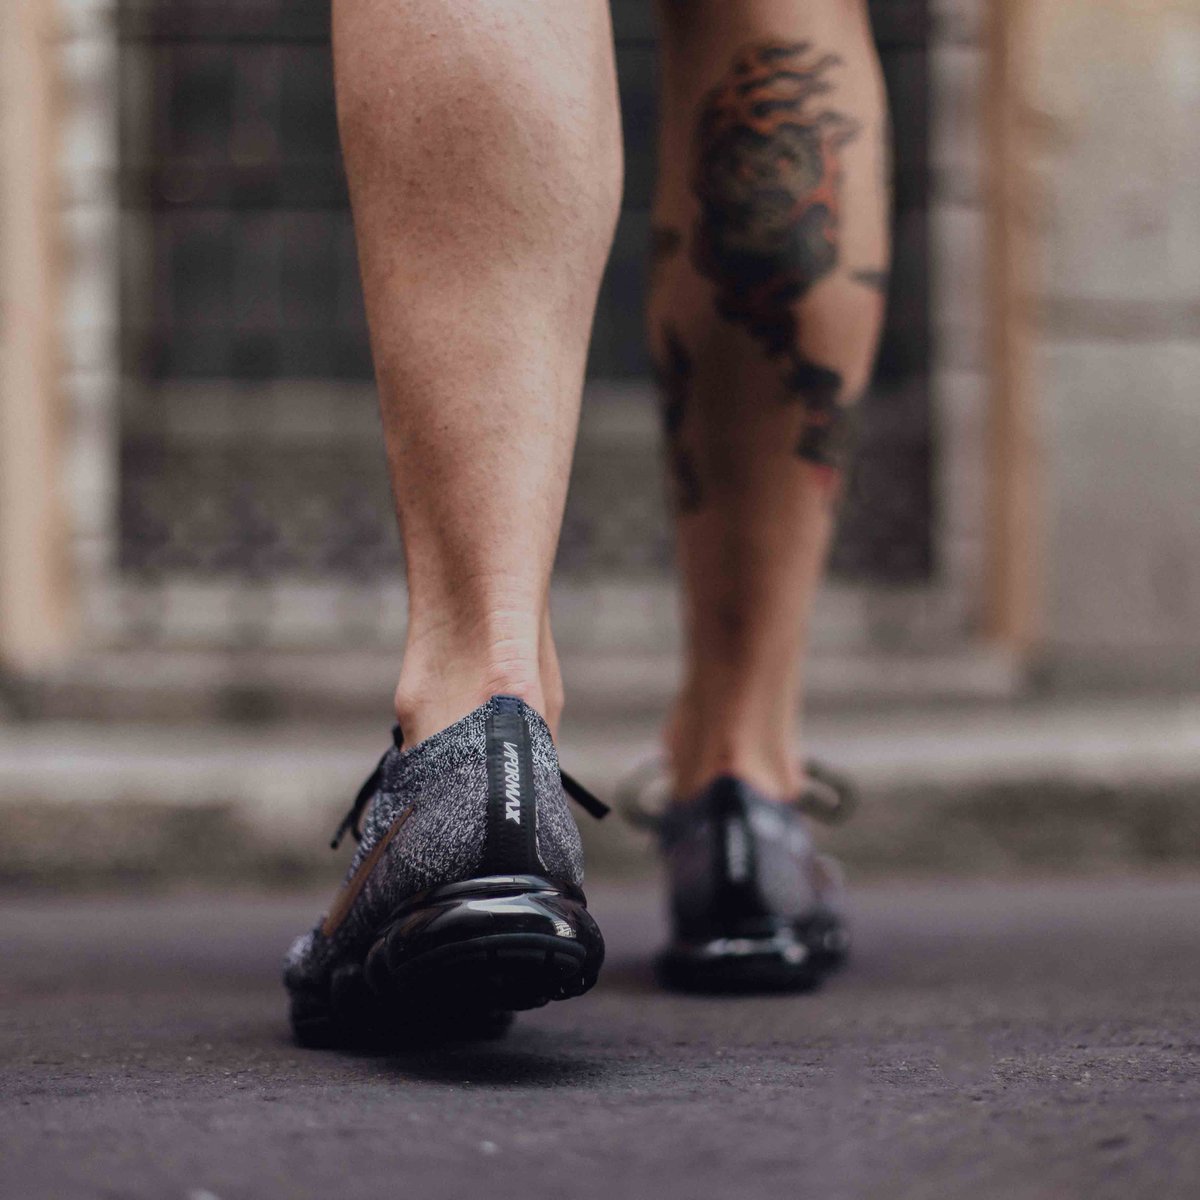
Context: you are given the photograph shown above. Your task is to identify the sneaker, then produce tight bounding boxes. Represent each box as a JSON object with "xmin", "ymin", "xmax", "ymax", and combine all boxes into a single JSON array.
[
  {"xmin": 284, "ymin": 694, "xmax": 608, "ymax": 1047},
  {"xmin": 623, "ymin": 765, "xmax": 854, "ymax": 993}
]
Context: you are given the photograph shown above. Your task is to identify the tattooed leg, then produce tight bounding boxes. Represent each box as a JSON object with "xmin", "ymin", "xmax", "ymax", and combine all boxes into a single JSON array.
[
  {"xmin": 650, "ymin": 0, "xmax": 890, "ymax": 800},
  {"xmin": 335, "ymin": 0, "xmax": 622, "ymax": 744}
]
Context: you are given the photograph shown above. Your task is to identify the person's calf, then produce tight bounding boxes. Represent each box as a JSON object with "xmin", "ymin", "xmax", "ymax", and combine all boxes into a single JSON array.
[{"xmin": 650, "ymin": 0, "xmax": 890, "ymax": 804}]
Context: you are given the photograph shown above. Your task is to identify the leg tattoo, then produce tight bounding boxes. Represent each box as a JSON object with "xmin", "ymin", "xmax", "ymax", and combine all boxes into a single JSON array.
[{"xmin": 691, "ymin": 41, "xmax": 861, "ymax": 469}]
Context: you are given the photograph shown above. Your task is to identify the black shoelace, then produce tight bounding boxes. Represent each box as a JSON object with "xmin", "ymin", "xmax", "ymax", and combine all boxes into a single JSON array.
[{"xmin": 330, "ymin": 729, "xmax": 609, "ymax": 851}]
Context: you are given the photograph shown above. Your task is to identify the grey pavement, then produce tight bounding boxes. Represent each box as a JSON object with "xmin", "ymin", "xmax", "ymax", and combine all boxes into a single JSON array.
[{"xmin": 2, "ymin": 877, "xmax": 1199, "ymax": 1199}]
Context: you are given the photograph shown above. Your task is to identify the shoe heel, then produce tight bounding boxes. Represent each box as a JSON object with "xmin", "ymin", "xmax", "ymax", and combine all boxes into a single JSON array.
[{"xmin": 364, "ymin": 874, "xmax": 604, "ymax": 1013}]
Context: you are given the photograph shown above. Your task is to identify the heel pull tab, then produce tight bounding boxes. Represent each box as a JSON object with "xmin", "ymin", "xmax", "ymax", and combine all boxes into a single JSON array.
[
  {"xmin": 709, "ymin": 776, "xmax": 770, "ymax": 919},
  {"xmin": 481, "ymin": 696, "xmax": 542, "ymax": 874}
]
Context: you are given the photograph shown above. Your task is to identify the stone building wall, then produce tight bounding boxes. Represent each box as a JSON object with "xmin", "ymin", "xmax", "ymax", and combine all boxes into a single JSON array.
[
  {"xmin": 43, "ymin": 0, "xmax": 992, "ymax": 668},
  {"xmin": 13, "ymin": 0, "xmax": 1197, "ymax": 696},
  {"xmin": 1020, "ymin": 0, "xmax": 1200, "ymax": 684}
]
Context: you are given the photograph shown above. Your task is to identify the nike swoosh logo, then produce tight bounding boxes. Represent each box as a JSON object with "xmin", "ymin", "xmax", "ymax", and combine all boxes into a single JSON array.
[{"xmin": 321, "ymin": 805, "xmax": 415, "ymax": 938}]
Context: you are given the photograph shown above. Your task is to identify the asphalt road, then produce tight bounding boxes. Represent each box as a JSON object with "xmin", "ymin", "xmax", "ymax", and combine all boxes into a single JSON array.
[{"xmin": 2, "ymin": 877, "xmax": 1198, "ymax": 1200}]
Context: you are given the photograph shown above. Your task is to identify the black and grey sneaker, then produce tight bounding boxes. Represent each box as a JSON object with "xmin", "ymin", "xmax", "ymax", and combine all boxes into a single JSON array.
[
  {"xmin": 622, "ymin": 764, "xmax": 854, "ymax": 993},
  {"xmin": 284, "ymin": 694, "xmax": 608, "ymax": 1047}
]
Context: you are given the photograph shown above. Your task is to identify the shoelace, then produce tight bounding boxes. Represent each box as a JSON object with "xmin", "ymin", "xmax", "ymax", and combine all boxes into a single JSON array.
[
  {"xmin": 614, "ymin": 755, "xmax": 858, "ymax": 835},
  {"xmin": 330, "ymin": 730, "xmax": 609, "ymax": 851}
]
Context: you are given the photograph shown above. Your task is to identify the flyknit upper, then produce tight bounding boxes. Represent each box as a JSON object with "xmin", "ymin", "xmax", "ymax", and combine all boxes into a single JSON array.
[
  {"xmin": 660, "ymin": 775, "xmax": 837, "ymax": 938},
  {"xmin": 284, "ymin": 696, "xmax": 583, "ymax": 992}
]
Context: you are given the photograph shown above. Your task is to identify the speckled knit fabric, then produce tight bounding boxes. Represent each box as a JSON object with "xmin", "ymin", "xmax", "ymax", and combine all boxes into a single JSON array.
[
  {"xmin": 284, "ymin": 696, "xmax": 583, "ymax": 994},
  {"xmin": 661, "ymin": 777, "xmax": 837, "ymax": 935}
]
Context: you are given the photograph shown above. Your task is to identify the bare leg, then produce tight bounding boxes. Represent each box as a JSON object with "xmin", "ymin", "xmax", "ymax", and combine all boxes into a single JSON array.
[
  {"xmin": 333, "ymin": 1, "xmax": 622, "ymax": 743},
  {"xmin": 651, "ymin": 0, "xmax": 890, "ymax": 798}
]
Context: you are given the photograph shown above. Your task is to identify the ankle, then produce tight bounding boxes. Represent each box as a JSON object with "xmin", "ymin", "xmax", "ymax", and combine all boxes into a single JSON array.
[
  {"xmin": 394, "ymin": 619, "xmax": 561, "ymax": 746},
  {"xmin": 667, "ymin": 691, "xmax": 804, "ymax": 802},
  {"xmin": 671, "ymin": 743, "xmax": 805, "ymax": 803},
  {"xmin": 394, "ymin": 669, "xmax": 546, "ymax": 749}
]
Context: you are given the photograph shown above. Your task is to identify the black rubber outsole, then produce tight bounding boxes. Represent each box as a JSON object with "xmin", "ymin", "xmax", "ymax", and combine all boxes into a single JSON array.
[
  {"xmin": 367, "ymin": 930, "xmax": 595, "ymax": 1013},
  {"xmin": 290, "ymin": 962, "xmax": 516, "ymax": 1050},
  {"xmin": 655, "ymin": 911, "xmax": 849, "ymax": 995},
  {"xmin": 289, "ymin": 875, "xmax": 603, "ymax": 1049}
]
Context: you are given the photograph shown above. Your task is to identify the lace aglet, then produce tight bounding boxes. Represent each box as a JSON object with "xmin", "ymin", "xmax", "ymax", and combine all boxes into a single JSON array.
[{"xmin": 330, "ymin": 818, "xmax": 353, "ymax": 851}]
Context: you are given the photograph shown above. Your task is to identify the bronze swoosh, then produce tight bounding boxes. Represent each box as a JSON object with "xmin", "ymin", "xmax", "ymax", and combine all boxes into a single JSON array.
[{"xmin": 321, "ymin": 805, "xmax": 415, "ymax": 938}]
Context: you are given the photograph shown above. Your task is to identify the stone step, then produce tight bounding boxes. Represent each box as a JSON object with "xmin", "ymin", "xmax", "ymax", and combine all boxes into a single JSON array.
[
  {"xmin": 3, "ymin": 643, "xmax": 1019, "ymax": 724},
  {"xmin": 2, "ymin": 694, "xmax": 1197, "ymax": 887}
]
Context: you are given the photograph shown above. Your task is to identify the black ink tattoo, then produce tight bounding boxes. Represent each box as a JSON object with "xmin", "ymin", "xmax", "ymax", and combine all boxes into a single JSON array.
[
  {"xmin": 788, "ymin": 357, "xmax": 842, "ymax": 410},
  {"xmin": 796, "ymin": 393, "xmax": 859, "ymax": 471},
  {"xmin": 654, "ymin": 323, "xmax": 702, "ymax": 513},
  {"xmin": 851, "ymin": 268, "xmax": 889, "ymax": 294},
  {"xmin": 691, "ymin": 41, "xmax": 860, "ymax": 470}
]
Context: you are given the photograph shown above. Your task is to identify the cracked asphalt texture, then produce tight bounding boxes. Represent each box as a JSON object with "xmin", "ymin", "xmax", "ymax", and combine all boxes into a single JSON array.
[{"xmin": 2, "ymin": 877, "xmax": 1198, "ymax": 1199}]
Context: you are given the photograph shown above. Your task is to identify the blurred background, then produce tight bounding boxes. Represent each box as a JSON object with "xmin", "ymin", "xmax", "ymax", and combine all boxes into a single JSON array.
[{"xmin": 1, "ymin": 0, "xmax": 1198, "ymax": 887}]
